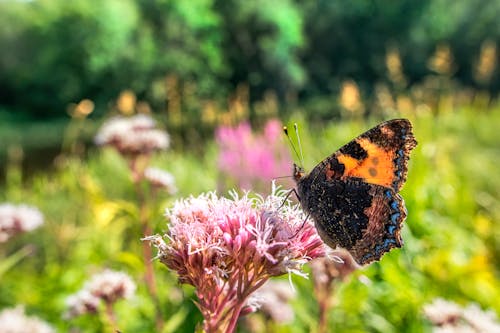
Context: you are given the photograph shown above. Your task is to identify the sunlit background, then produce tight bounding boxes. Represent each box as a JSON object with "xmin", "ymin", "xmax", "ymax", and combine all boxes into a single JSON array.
[{"xmin": 0, "ymin": 0, "xmax": 499, "ymax": 332}]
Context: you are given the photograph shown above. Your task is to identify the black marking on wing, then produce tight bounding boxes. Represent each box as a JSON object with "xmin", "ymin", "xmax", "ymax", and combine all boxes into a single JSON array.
[{"xmin": 339, "ymin": 140, "xmax": 368, "ymax": 160}]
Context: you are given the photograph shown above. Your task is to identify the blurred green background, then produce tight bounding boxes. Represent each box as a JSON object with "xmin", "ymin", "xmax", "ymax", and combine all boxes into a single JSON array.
[{"xmin": 0, "ymin": 0, "xmax": 499, "ymax": 332}]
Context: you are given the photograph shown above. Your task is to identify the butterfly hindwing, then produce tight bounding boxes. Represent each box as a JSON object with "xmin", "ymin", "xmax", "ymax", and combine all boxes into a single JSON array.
[
  {"xmin": 297, "ymin": 175, "xmax": 405, "ymax": 265},
  {"xmin": 321, "ymin": 119, "xmax": 417, "ymax": 191},
  {"xmin": 349, "ymin": 184, "xmax": 406, "ymax": 265}
]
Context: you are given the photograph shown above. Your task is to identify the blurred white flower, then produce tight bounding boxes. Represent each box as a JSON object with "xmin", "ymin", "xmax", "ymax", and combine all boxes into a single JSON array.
[
  {"xmin": 144, "ymin": 167, "xmax": 177, "ymax": 194},
  {"xmin": 251, "ymin": 280, "xmax": 296, "ymax": 323},
  {"xmin": 64, "ymin": 270, "xmax": 136, "ymax": 321},
  {"xmin": 423, "ymin": 298, "xmax": 500, "ymax": 333},
  {"xmin": 85, "ymin": 269, "xmax": 136, "ymax": 303},
  {"xmin": 0, "ymin": 203, "xmax": 44, "ymax": 243},
  {"xmin": 64, "ymin": 290, "xmax": 100, "ymax": 319},
  {"xmin": 310, "ymin": 249, "xmax": 358, "ymax": 288},
  {"xmin": 424, "ymin": 298, "xmax": 463, "ymax": 326},
  {"xmin": 462, "ymin": 303, "xmax": 500, "ymax": 333},
  {"xmin": 0, "ymin": 306, "xmax": 54, "ymax": 333},
  {"xmin": 95, "ymin": 114, "xmax": 170, "ymax": 155}
]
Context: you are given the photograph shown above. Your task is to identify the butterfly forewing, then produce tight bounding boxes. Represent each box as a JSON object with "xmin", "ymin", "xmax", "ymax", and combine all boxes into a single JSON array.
[{"xmin": 319, "ymin": 119, "xmax": 417, "ymax": 192}]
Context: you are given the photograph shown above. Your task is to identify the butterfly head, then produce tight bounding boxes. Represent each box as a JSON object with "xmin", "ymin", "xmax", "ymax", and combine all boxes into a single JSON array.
[{"xmin": 293, "ymin": 163, "xmax": 305, "ymax": 182}]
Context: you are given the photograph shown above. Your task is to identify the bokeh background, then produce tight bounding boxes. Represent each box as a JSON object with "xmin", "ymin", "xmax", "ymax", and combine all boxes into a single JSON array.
[{"xmin": 0, "ymin": 0, "xmax": 499, "ymax": 332}]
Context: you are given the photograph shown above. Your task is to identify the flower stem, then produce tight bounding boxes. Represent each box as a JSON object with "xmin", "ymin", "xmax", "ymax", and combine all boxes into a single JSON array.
[
  {"xmin": 316, "ymin": 285, "xmax": 335, "ymax": 333},
  {"xmin": 131, "ymin": 157, "xmax": 164, "ymax": 331},
  {"xmin": 318, "ymin": 299, "xmax": 330, "ymax": 333},
  {"xmin": 225, "ymin": 301, "xmax": 245, "ymax": 333},
  {"xmin": 104, "ymin": 302, "xmax": 119, "ymax": 333},
  {"xmin": 142, "ymin": 222, "xmax": 164, "ymax": 331}
]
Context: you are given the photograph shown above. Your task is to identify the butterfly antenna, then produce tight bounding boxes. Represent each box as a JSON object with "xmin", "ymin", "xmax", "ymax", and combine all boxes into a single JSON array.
[
  {"xmin": 283, "ymin": 125, "xmax": 302, "ymax": 164},
  {"xmin": 294, "ymin": 123, "xmax": 305, "ymax": 168},
  {"xmin": 273, "ymin": 175, "xmax": 294, "ymax": 180}
]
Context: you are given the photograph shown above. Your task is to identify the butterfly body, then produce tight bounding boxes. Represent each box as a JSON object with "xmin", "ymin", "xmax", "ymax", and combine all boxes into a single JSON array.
[{"xmin": 294, "ymin": 119, "xmax": 417, "ymax": 265}]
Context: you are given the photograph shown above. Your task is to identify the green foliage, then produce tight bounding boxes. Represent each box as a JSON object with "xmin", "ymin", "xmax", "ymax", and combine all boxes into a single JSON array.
[
  {"xmin": 0, "ymin": 0, "xmax": 227, "ymax": 117},
  {"xmin": 0, "ymin": 103, "xmax": 499, "ymax": 332},
  {"xmin": 217, "ymin": 0, "xmax": 305, "ymax": 95},
  {"xmin": 1, "ymin": 0, "xmax": 498, "ymax": 119},
  {"xmin": 0, "ymin": 0, "xmax": 140, "ymax": 116}
]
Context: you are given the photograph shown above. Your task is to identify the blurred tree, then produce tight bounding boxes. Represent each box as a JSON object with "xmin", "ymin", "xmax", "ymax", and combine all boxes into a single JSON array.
[
  {"xmin": 0, "ymin": 0, "xmax": 139, "ymax": 118},
  {"xmin": 299, "ymin": 1, "xmax": 429, "ymax": 99},
  {"xmin": 137, "ymin": 0, "xmax": 227, "ymax": 106},
  {"xmin": 0, "ymin": 0, "xmax": 498, "ymax": 121},
  {"xmin": 410, "ymin": 0, "xmax": 500, "ymax": 91},
  {"xmin": 0, "ymin": 0, "xmax": 227, "ymax": 118},
  {"xmin": 215, "ymin": 0, "xmax": 306, "ymax": 101}
]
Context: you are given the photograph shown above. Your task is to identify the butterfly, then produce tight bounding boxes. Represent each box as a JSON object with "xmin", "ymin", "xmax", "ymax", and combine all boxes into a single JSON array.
[{"xmin": 293, "ymin": 119, "xmax": 417, "ymax": 265}]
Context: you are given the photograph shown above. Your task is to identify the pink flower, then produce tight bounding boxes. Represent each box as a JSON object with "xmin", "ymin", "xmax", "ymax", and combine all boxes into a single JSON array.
[
  {"xmin": 249, "ymin": 280, "xmax": 296, "ymax": 323},
  {"xmin": 85, "ymin": 269, "xmax": 136, "ymax": 304},
  {"xmin": 64, "ymin": 290, "xmax": 100, "ymax": 319},
  {"xmin": 215, "ymin": 119, "xmax": 292, "ymax": 192},
  {"xmin": 64, "ymin": 269, "xmax": 136, "ymax": 320},
  {"xmin": 146, "ymin": 183, "xmax": 325, "ymax": 333},
  {"xmin": 0, "ymin": 203, "xmax": 44, "ymax": 242},
  {"xmin": 95, "ymin": 114, "xmax": 169, "ymax": 156},
  {"xmin": 423, "ymin": 298, "xmax": 500, "ymax": 332},
  {"xmin": 144, "ymin": 167, "xmax": 177, "ymax": 194},
  {"xmin": 0, "ymin": 306, "xmax": 54, "ymax": 333},
  {"xmin": 310, "ymin": 249, "xmax": 358, "ymax": 287}
]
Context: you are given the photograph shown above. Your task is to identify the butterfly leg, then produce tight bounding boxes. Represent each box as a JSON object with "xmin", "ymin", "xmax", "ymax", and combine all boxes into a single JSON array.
[
  {"xmin": 279, "ymin": 188, "xmax": 301, "ymax": 209},
  {"xmin": 289, "ymin": 213, "xmax": 311, "ymax": 239}
]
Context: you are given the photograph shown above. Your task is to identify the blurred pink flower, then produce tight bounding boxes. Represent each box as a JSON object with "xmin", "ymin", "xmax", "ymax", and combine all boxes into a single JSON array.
[
  {"xmin": 0, "ymin": 203, "xmax": 44, "ymax": 243},
  {"xmin": 95, "ymin": 114, "xmax": 169, "ymax": 156},
  {"xmin": 146, "ymin": 184, "xmax": 325, "ymax": 333},
  {"xmin": 215, "ymin": 119, "xmax": 292, "ymax": 191},
  {"xmin": 85, "ymin": 269, "xmax": 136, "ymax": 304},
  {"xmin": 64, "ymin": 269, "xmax": 136, "ymax": 320},
  {"xmin": 144, "ymin": 167, "xmax": 178, "ymax": 194},
  {"xmin": 0, "ymin": 306, "xmax": 54, "ymax": 333},
  {"xmin": 249, "ymin": 280, "xmax": 296, "ymax": 323},
  {"xmin": 309, "ymin": 249, "xmax": 359, "ymax": 332},
  {"xmin": 64, "ymin": 290, "xmax": 100, "ymax": 319},
  {"xmin": 310, "ymin": 249, "xmax": 358, "ymax": 287},
  {"xmin": 423, "ymin": 298, "xmax": 500, "ymax": 333}
]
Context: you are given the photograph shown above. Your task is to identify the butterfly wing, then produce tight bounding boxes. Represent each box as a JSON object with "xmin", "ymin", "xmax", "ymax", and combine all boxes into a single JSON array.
[
  {"xmin": 321, "ymin": 119, "xmax": 417, "ymax": 192},
  {"xmin": 295, "ymin": 119, "xmax": 416, "ymax": 265},
  {"xmin": 349, "ymin": 184, "xmax": 406, "ymax": 265},
  {"xmin": 297, "ymin": 175, "xmax": 406, "ymax": 265}
]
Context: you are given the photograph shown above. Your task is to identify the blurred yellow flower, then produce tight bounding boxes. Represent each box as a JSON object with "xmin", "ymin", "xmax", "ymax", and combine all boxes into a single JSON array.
[
  {"xmin": 428, "ymin": 44, "xmax": 455, "ymax": 75},
  {"xmin": 340, "ymin": 80, "xmax": 364, "ymax": 115},
  {"xmin": 474, "ymin": 40, "xmax": 497, "ymax": 84},
  {"xmin": 117, "ymin": 90, "xmax": 137, "ymax": 115}
]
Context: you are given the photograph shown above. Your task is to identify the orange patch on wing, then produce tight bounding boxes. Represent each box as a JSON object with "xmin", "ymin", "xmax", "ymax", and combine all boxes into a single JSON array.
[
  {"xmin": 336, "ymin": 154, "xmax": 359, "ymax": 171},
  {"xmin": 339, "ymin": 138, "xmax": 396, "ymax": 187}
]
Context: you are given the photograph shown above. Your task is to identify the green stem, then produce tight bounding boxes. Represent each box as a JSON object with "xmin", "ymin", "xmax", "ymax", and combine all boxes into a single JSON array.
[
  {"xmin": 131, "ymin": 156, "xmax": 164, "ymax": 331},
  {"xmin": 104, "ymin": 301, "xmax": 119, "ymax": 333}
]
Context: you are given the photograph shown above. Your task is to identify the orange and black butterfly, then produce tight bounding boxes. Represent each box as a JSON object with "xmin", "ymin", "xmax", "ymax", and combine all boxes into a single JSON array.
[{"xmin": 293, "ymin": 119, "xmax": 417, "ymax": 265}]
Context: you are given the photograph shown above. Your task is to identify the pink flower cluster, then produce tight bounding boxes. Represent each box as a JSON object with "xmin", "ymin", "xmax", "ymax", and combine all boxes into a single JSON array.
[
  {"xmin": 95, "ymin": 114, "xmax": 169, "ymax": 156},
  {"xmin": 215, "ymin": 119, "xmax": 292, "ymax": 191},
  {"xmin": 147, "ymin": 184, "xmax": 325, "ymax": 332},
  {"xmin": 250, "ymin": 280, "xmax": 296, "ymax": 323},
  {"xmin": 0, "ymin": 306, "xmax": 54, "ymax": 333},
  {"xmin": 65, "ymin": 269, "xmax": 136, "ymax": 319},
  {"xmin": 423, "ymin": 298, "xmax": 500, "ymax": 332},
  {"xmin": 144, "ymin": 167, "xmax": 177, "ymax": 194},
  {"xmin": 0, "ymin": 203, "xmax": 44, "ymax": 242}
]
